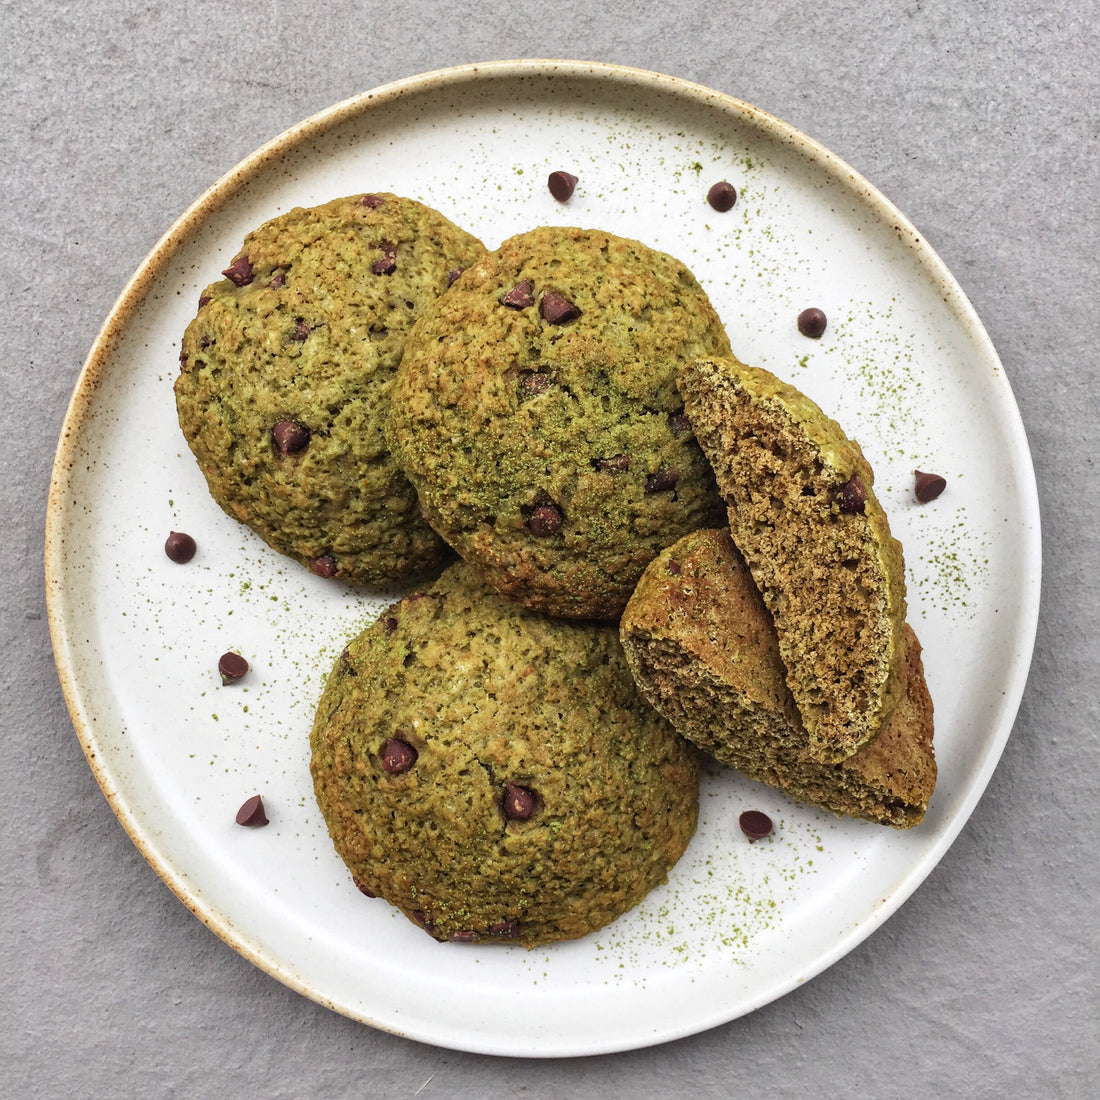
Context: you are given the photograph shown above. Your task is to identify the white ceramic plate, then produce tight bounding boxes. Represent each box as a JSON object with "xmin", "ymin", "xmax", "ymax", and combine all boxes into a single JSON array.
[{"xmin": 46, "ymin": 60, "xmax": 1040, "ymax": 1057}]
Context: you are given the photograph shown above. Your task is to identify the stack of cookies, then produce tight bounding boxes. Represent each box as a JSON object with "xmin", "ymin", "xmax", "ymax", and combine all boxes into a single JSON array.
[{"xmin": 174, "ymin": 196, "xmax": 934, "ymax": 948}]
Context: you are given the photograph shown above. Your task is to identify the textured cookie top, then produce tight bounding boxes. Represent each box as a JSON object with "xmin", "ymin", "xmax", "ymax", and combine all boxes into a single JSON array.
[
  {"xmin": 621, "ymin": 529, "xmax": 935, "ymax": 827},
  {"xmin": 678, "ymin": 356, "xmax": 908, "ymax": 762},
  {"xmin": 175, "ymin": 192, "xmax": 485, "ymax": 584},
  {"xmin": 387, "ymin": 226, "xmax": 733, "ymax": 619},
  {"xmin": 309, "ymin": 561, "xmax": 700, "ymax": 948}
]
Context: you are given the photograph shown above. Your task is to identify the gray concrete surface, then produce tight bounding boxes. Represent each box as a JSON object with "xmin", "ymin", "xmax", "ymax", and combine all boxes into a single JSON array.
[{"xmin": 3, "ymin": 1, "xmax": 1097, "ymax": 1096}]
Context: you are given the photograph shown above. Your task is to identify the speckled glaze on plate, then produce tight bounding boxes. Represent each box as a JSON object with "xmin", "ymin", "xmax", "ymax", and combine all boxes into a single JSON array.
[{"xmin": 45, "ymin": 60, "xmax": 1041, "ymax": 1057}]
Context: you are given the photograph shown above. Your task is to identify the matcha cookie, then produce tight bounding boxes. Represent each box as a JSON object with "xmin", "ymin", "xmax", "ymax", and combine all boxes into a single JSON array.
[
  {"xmin": 175, "ymin": 192, "xmax": 485, "ymax": 584},
  {"xmin": 678, "ymin": 356, "xmax": 908, "ymax": 762},
  {"xmin": 387, "ymin": 226, "xmax": 732, "ymax": 619},
  {"xmin": 309, "ymin": 561, "xmax": 700, "ymax": 948},
  {"xmin": 621, "ymin": 529, "xmax": 935, "ymax": 827}
]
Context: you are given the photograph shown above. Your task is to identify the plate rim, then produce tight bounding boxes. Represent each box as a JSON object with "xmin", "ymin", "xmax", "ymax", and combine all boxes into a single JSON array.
[{"xmin": 44, "ymin": 58, "xmax": 1043, "ymax": 1056}]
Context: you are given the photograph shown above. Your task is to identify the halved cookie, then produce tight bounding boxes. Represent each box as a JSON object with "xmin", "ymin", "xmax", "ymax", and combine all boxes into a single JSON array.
[
  {"xmin": 677, "ymin": 356, "xmax": 908, "ymax": 762},
  {"xmin": 621, "ymin": 528, "xmax": 934, "ymax": 827}
]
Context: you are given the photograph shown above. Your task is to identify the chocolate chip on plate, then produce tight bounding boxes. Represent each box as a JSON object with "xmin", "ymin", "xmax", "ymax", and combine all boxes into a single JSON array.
[
  {"xmin": 502, "ymin": 784, "xmax": 537, "ymax": 821},
  {"xmin": 707, "ymin": 180, "xmax": 738, "ymax": 212},
  {"xmin": 502, "ymin": 279, "xmax": 536, "ymax": 309},
  {"xmin": 797, "ymin": 307, "xmax": 828, "ymax": 339},
  {"xmin": 272, "ymin": 419, "xmax": 311, "ymax": 455},
  {"xmin": 738, "ymin": 809, "xmax": 773, "ymax": 841},
  {"xmin": 235, "ymin": 794, "xmax": 269, "ymax": 827},
  {"xmin": 914, "ymin": 470, "xmax": 947, "ymax": 503},
  {"xmin": 539, "ymin": 291, "xmax": 582, "ymax": 324},
  {"xmin": 164, "ymin": 531, "xmax": 196, "ymax": 564},
  {"xmin": 547, "ymin": 170, "xmax": 578, "ymax": 201},
  {"xmin": 221, "ymin": 256, "xmax": 254, "ymax": 287},
  {"xmin": 833, "ymin": 473, "xmax": 866, "ymax": 514},
  {"xmin": 218, "ymin": 651, "xmax": 249, "ymax": 685},
  {"xmin": 527, "ymin": 504, "xmax": 563, "ymax": 537},
  {"xmin": 381, "ymin": 738, "xmax": 418, "ymax": 774}
]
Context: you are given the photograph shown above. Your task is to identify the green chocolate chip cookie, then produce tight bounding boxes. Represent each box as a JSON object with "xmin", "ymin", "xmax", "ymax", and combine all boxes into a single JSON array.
[
  {"xmin": 309, "ymin": 561, "xmax": 700, "ymax": 948},
  {"xmin": 387, "ymin": 226, "xmax": 733, "ymax": 619},
  {"xmin": 175, "ymin": 192, "xmax": 485, "ymax": 584}
]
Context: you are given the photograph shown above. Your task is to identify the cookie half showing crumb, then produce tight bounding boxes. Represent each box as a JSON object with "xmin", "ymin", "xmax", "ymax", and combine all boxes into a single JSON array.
[
  {"xmin": 175, "ymin": 192, "xmax": 485, "ymax": 585},
  {"xmin": 620, "ymin": 528, "xmax": 935, "ymax": 827},
  {"xmin": 387, "ymin": 225, "xmax": 732, "ymax": 619},
  {"xmin": 309, "ymin": 561, "xmax": 700, "ymax": 948},
  {"xmin": 678, "ymin": 356, "xmax": 908, "ymax": 762}
]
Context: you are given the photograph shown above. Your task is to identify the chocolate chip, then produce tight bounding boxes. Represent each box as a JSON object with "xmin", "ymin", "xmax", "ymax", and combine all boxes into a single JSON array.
[
  {"xmin": 668, "ymin": 412, "xmax": 692, "ymax": 437},
  {"xmin": 540, "ymin": 291, "xmax": 582, "ymax": 324},
  {"xmin": 488, "ymin": 919, "xmax": 520, "ymax": 939},
  {"xmin": 235, "ymin": 794, "xmax": 269, "ymax": 827},
  {"xmin": 593, "ymin": 453, "xmax": 631, "ymax": 473},
  {"xmin": 382, "ymin": 615, "xmax": 398, "ymax": 636},
  {"xmin": 527, "ymin": 504, "xmax": 563, "ymax": 537},
  {"xmin": 197, "ymin": 294, "xmax": 211, "ymax": 308},
  {"xmin": 645, "ymin": 467, "xmax": 679, "ymax": 494},
  {"xmin": 272, "ymin": 420, "xmax": 311, "ymax": 455},
  {"xmin": 290, "ymin": 317, "xmax": 313, "ymax": 341},
  {"xmin": 309, "ymin": 554, "xmax": 337, "ymax": 577},
  {"xmin": 502, "ymin": 784, "xmax": 537, "ymax": 821},
  {"xmin": 833, "ymin": 473, "xmax": 866, "ymax": 514},
  {"xmin": 338, "ymin": 647, "xmax": 357, "ymax": 676},
  {"xmin": 355, "ymin": 881, "xmax": 377, "ymax": 898},
  {"xmin": 359, "ymin": 193, "xmax": 385, "ymax": 208},
  {"xmin": 914, "ymin": 470, "xmax": 947, "ymax": 503},
  {"xmin": 268, "ymin": 272, "xmax": 286, "ymax": 289},
  {"xmin": 739, "ymin": 809, "xmax": 773, "ymax": 841},
  {"xmin": 222, "ymin": 256, "xmax": 254, "ymax": 286},
  {"xmin": 547, "ymin": 170, "xmax": 578, "ymax": 201},
  {"xmin": 450, "ymin": 930, "xmax": 477, "ymax": 943},
  {"xmin": 707, "ymin": 180, "xmax": 738, "ymax": 212},
  {"xmin": 667, "ymin": 559, "xmax": 682, "ymax": 575},
  {"xmin": 218, "ymin": 651, "xmax": 249, "ymax": 685},
  {"xmin": 797, "ymin": 307, "xmax": 828, "ymax": 339},
  {"xmin": 502, "ymin": 279, "xmax": 535, "ymax": 309},
  {"xmin": 371, "ymin": 242, "xmax": 397, "ymax": 275},
  {"xmin": 164, "ymin": 531, "xmax": 196, "ymax": 564},
  {"xmin": 381, "ymin": 738, "xmax": 418, "ymax": 774},
  {"xmin": 447, "ymin": 268, "xmax": 464, "ymax": 286},
  {"xmin": 518, "ymin": 371, "xmax": 552, "ymax": 398}
]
